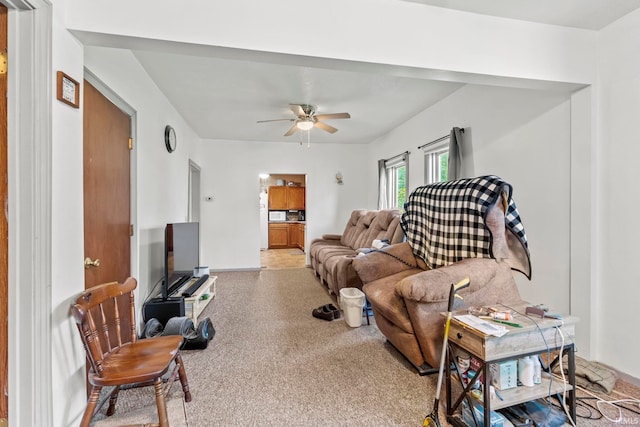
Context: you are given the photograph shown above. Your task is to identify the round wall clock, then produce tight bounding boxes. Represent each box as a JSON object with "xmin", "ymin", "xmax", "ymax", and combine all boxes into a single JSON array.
[{"xmin": 164, "ymin": 125, "xmax": 177, "ymax": 153}]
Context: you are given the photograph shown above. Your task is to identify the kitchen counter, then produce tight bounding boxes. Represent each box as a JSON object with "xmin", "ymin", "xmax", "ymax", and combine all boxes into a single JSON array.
[{"xmin": 268, "ymin": 220, "xmax": 306, "ymax": 224}]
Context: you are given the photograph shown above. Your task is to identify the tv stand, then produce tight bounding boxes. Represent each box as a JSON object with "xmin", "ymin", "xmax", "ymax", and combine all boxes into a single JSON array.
[
  {"xmin": 181, "ymin": 276, "xmax": 216, "ymax": 324},
  {"xmin": 143, "ymin": 276, "xmax": 217, "ymax": 325}
]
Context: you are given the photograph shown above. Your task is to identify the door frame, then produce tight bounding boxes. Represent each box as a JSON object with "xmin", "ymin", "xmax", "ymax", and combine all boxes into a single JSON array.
[
  {"xmin": 7, "ymin": 3, "xmax": 53, "ymax": 425},
  {"xmin": 188, "ymin": 159, "xmax": 201, "ymax": 223}
]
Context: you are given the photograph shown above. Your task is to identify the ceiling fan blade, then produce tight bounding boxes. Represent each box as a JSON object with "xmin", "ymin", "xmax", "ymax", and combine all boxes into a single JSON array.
[
  {"xmin": 290, "ymin": 104, "xmax": 305, "ymax": 117},
  {"xmin": 314, "ymin": 112, "xmax": 351, "ymax": 121},
  {"xmin": 315, "ymin": 121, "xmax": 338, "ymax": 134},
  {"xmin": 284, "ymin": 124, "xmax": 299, "ymax": 136},
  {"xmin": 257, "ymin": 118, "xmax": 295, "ymax": 123}
]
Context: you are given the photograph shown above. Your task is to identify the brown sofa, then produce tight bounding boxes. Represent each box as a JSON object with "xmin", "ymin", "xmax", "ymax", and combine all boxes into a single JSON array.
[
  {"xmin": 309, "ymin": 209, "xmax": 405, "ymax": 295},
  {"xmin": 352, "ymin": 176, "xmax": 531, "ymax": 374}
]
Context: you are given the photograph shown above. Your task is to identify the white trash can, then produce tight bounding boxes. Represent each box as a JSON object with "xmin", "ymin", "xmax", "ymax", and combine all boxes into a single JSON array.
[{"xmin": 339, "ymin": 287, "xmax": 366, "ymax": 327}]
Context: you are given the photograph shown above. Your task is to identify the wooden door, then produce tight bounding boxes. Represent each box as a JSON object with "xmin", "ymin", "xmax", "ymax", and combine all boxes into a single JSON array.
[
  {"xmin": 0, "ymin": 5, "xmax": 8, "ymax": 425},
  {"xmin": 83, "ymin": 81, "xmax": 131, "ymax": 286},
  {"xmin": 83, "ymin": 81, "xmax": 132, "ymax": 343}
]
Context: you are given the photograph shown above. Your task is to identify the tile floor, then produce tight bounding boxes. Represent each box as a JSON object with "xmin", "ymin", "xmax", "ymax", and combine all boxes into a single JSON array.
[{"xmin": 260, "ymin": 248, "xmax": 307, "ymax": 270}]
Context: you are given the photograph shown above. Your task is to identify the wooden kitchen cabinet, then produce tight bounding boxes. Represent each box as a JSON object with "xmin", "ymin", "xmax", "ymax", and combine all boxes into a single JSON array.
[
  {"xmin": 269, "ymin": 222, "xmax": 305, "ymax": 250},
  {"xmin": 268, "ymin": 186, "xmax": 305, "ymax": 210},
  {"xmin": 287, "ymin": 187, "xmax": 305, "ymax": 210},
  {"xmin": 288, "ymin": 223, "xmax": 305, "ymax": 251},
  {"xmin": 268, "ymin": 223, "xmax": 289, "ymax": 248},
  {"xmin": 296, "ymin": 223, "xmax": 305, "ymax": 251},
  {"xmin": 288, "ymin": 223, "xmax": 298, "ymax": 248},
  {"xmin": 268, "ymin": 186, "xmax": 288, "ymax": 210}
]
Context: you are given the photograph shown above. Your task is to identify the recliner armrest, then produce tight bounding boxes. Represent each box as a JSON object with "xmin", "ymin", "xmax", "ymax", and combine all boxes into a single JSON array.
[
  {"xmin": 321, "ymin": 234, "xmax": 342, "ymax": 240},
  {"xmin": 396, "ymin": 258, "xmax": 501, "ymax": 304},
  {"xmin": 352, "ymin": 242, "xmax": 421, "ymax": 284}
]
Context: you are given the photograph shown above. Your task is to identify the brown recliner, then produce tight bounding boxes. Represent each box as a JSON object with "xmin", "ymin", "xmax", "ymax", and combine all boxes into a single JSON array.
[
  {"xmin": 354, "ymin": 246, "xmax": 522, "ymax": 373},
  {"xmin": 352, "ymin": 176, "xmax": 530, "ymax": 374}
]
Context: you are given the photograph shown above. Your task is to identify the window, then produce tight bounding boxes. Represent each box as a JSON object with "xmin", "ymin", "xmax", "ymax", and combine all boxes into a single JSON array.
[
  {"xmin": 386, "ymin": 158, "xmax": 407, "ymax": 209},
  {"xmin": 424, "ymin": 140, "xmax": 449, "ymax": 184},
  {"xmin": 378, "ymin": 152, "xmax": 409, "ymax": 210}
]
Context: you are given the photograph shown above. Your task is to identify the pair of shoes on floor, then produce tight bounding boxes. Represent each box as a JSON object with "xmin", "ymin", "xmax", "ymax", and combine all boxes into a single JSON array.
[{"xmin": 312, "ymin": 303, "xmax": 341, "ymax": 321}]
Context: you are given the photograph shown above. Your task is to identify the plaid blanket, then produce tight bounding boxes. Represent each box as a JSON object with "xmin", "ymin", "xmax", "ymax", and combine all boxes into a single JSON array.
[{"xmin": 400, "ymin": 175, "xmax": 529, "ymax": 270}]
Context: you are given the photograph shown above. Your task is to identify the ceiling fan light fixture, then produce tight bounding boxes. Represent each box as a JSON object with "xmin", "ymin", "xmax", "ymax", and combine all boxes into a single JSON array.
[{"xmin": 296, "ymin": 120, "xmax": 314, "ymax": 131}]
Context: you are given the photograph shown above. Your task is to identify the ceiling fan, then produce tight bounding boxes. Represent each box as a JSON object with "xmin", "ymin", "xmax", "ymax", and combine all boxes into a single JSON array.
[{"xmin": 257, "ymin": 104, "xmax": 351, "ymax": 136}]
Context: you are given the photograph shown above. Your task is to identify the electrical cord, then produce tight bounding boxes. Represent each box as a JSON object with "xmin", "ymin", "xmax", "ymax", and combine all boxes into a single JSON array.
[
  {"xmin": 144, "ymin": 277, "xmax": 164, "ymax": 304},
  {"xmin": 498, "ymin": 303, "xmax": 576, "ymax": 425},
  {"xmin": 536, "ymin": 320, "xmax": 640, "ymax": 424},
  {"xmin": 554, "ymin": 326, "xmax": 577, "ymax": 427},
  {"xmin": 367, "ymin": 247, "xmax": 418, "ymax": 269},
  {"xmin": 574, "ymin": 382, "xmax": 640, "ymax": 423},
  {"xmin": 546, "ymin": 395, "xmax": 603, "ymax": 420},
  {"xmin": 473, "ymin": 303, "xmax": 640, "ymax": 425}
]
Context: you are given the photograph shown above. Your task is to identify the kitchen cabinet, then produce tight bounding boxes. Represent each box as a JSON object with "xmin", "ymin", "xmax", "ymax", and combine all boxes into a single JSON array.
[
  {"xmin": 269, "ymin": 222, "xmax": 305, "ymax": 250},
  {"xmin": 268, "ymin": 186, "xmax": 288, "ymax": 210},
  {"xmin": 287, "ymin": 187, "xmax": 305, "ymax": 210},
  {"xmin": 268, "ymin": 223, "xmax": 289, "ymax": 248},
  {"xmin": 268, "ymin": 186, "xmax": 305, "ymax": 210},
  {"xmin": 295, "ymin": 223, "xmax": 305, "ymax": 251},
  {"xmin": 288, "ymin": 223, "xmax": 304, "ymax": 250}
]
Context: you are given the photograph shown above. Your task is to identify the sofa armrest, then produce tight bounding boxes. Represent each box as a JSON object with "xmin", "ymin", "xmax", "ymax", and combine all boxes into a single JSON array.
[
  {"xmin": 396, "ymin": 258, "xmax": 503, "ymax": 304},
  {"xmin": 321, "ymin": 234, "xmax": 342, "ymax": 240},
  {"xmin": 352, "ymin": 242, "xmax": 421, "ymax": 284}
]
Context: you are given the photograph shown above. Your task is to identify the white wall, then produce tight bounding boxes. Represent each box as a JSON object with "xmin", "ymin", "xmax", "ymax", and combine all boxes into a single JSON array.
[
  {"xmin": 596, "ymin": 8, "xmax": 640, "ymax": 378},
  {"xmin": 198, "ymin": 140, "xmax": 369, "ymax": 270},
  {"xmin": 50, "ymin": 2, "xmax": 89, "ymax": 425},
  {"xmin": 364, "ymin": 84, "xmax": 575, "ymax": 341}
]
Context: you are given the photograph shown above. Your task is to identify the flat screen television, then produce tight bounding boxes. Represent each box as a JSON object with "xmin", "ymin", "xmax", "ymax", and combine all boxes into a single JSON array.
[{"xmin": 163, "ymin": 222, "xmax": 200, "ymax": 300}]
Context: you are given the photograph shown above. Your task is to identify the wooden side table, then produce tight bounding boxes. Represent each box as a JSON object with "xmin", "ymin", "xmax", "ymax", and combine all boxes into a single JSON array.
[{"xmin": 445, "ymin": 305, "xmax": 578, "ymax": 426}]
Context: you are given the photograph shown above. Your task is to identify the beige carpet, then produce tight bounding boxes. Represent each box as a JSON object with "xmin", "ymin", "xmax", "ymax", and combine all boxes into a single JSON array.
[
  {"xmin": 90, "ymin": 268, "xmax": 640, "ymax": 426},
  {"xmin": 93, "ymin": 397, "xmax": 187, "ymax": 427}
]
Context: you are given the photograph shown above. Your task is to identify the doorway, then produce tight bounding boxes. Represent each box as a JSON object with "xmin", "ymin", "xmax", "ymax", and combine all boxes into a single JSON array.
[
  {"xmin": 188, "ymin": 160, "xmax": 201, "ymax": 223},
  {"xmin": 260, "ymin": 173, "xmax": 307, "ymax": 270}
]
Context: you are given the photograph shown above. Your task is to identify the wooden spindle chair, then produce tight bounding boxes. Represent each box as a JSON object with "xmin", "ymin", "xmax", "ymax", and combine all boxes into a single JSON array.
[{"xmin": 70, "ymin": 277, "xmax": 192, "ymax": 427}]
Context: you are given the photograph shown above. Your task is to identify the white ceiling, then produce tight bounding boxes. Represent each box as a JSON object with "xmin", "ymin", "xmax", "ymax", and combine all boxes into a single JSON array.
[
  {"xmin": 129, "ymin": 1, "xmax": 640, "ymax": 145},
  {"xmin": 402, "ymin": 0, "xmax": 640, "ymax": 30},
  {"xmin": 134, "ymin": 50, "xmax": 463, "ymax": 145}
]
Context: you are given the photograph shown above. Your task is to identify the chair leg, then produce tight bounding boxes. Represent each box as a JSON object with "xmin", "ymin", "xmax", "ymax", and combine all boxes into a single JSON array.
[
  {"xmin": 79, "ymin": 386, "xmax": 102, "ymax": 427},
  {"xmin": 106, "ymin": 385, "xmax": 121, "ymax": 416},
  {"xmin": 176, "ymin": 352, "xmax": 192, "ymax": 402},
  {"xmin": 153, "ymin": 377, "xmax": 169, "ymax": 427}
]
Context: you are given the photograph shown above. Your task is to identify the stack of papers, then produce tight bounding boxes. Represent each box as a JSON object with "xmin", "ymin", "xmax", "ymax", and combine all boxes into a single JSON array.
[{"xmin": 453, "ymin": 314, "xmax": 509, "ymax": 337}]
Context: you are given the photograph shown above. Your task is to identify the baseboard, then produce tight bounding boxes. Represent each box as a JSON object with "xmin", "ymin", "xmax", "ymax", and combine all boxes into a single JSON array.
[{"xmin": 612, "ymin": 365, "xmax": 640, "ymax": 388}]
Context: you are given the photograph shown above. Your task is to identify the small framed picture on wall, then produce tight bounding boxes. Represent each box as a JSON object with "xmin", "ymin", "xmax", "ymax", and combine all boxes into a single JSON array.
[{"xmin": 56, "ymin": 71, "xmax": 80, "ymax": 108}]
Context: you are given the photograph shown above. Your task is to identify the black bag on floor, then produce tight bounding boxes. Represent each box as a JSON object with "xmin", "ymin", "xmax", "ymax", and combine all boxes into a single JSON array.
[
  {"xmin": 183, "ymin": 317, "xmax": 215, "ymax": 350},
  {"xmin": 162, "ymin": 316, "xmax": 198, "ymax": 349},
  {"xmin": 141, "ymin": 317, "xmax": 164, "ymax": 339}
]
